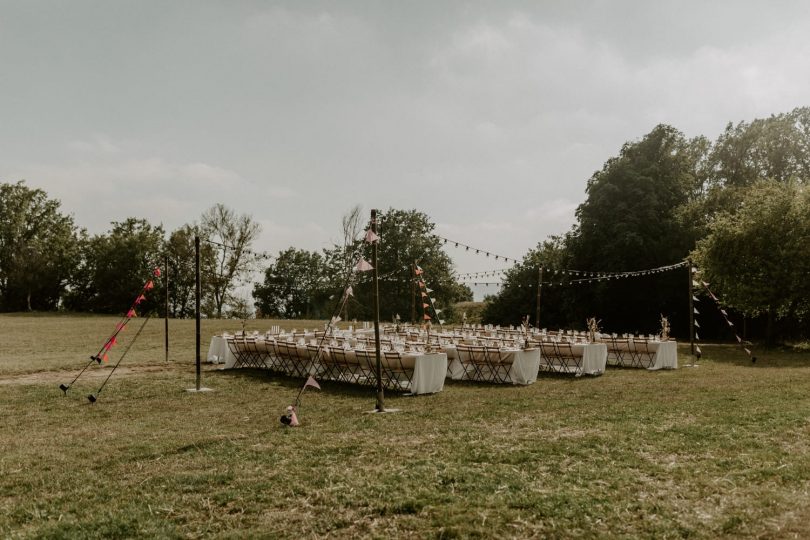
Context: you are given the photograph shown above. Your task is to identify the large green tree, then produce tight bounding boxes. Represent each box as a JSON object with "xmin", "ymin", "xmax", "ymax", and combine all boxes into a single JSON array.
[
  {"xmin": 0, "ymin": 181, "xmax": 82, "ymax": 311},
  {"xmin": 66, "ymin": 218, "xmax": 165, "ymax": 314},
  {"xmin": 200, "ymin": 204, "xmax": 261, "ymax": 318},
  {"xmin": 693, "ymin": 181, "xmax": 810, "ymax": 343},
  {"xmin": 253, "ymin": 248, "xmax": 331, "ymax": 319},
  {"xmin": 351, "ymin": 208, "xmax": 472, "ymax": 324}
]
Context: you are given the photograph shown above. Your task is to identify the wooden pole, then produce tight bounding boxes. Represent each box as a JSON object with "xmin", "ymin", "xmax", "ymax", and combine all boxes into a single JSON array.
[
  {"xmin": 195, "ymin": 235, "xmax": 201, "ymax": 390},
  {"xmin": 371, "ymin": 209, "xmax": 384, "ymax": 411},
  {"xmin": 164, "ymin": 254, "xmax": 169, "ymax": 362},
  {"xmin": 410, "ymin": 261, "xmax": 417, "ymax": 325},
  {"xmin": 688, "ymin": 259, "xmax": 695, "ymax": 359},
  {"xmin": 535, "ymin": 265, "xmax": 543, "ymax": 329}
]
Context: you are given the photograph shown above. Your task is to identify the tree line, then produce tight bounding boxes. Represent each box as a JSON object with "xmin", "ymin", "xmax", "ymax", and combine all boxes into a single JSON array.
[
  {"xmin": 3, "ymin": 106, "xmax": 808, "ymax": 342},
  {"xmin": 482, "ymin": 107, "xmax": 810, "ymax": 343},
  {"xmin": 0, "ymin": 188, "xmax": 472, "ymax": 321}
]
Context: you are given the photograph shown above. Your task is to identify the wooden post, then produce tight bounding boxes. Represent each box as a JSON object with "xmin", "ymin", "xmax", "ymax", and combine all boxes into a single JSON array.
[
  {"xmin": 535, "ymin": 265, "xmax": 543, "ymax": 329},
  {"xmin": 195, "ymin": 235, "xmax": 201, "ymax": 391},
  {"xmin": 688, "ymin": 259, "xmax": 695, "ymax": 359},
  {"xmin": 371, "ymin": 209, "xmax": 384, "ymax": 412},
  {"xmin": 164, "ymin": 254, "xmax": 169, "ymax": 362}
]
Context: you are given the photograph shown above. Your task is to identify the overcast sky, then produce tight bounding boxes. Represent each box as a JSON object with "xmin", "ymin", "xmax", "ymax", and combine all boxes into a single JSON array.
[{"xmin": 3, "ymin": 1, "xmax": 810, "ymax": 298}]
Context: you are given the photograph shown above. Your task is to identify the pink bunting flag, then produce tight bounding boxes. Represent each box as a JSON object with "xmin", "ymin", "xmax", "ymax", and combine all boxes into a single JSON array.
[
  {"xmin": 110, "ymin": 336, "xmax": 118, "ymax": 346},
  {"xmin": 153, "ymin": 267, "xmax": 161, "ymax": 277},
  {"xmin": 115, "ymin": 322, "xmax": 126, "ymax": 332},
  {"xmin": 145, "ymin": 280, "xmax": 154, "ymax": 291},
  {"xmin": 304, "ymin": 376, "xmax": 321, "ymax": 390},
  {"xmin": 355, "ymin": 258, "xmax": 374, "ymax": 272},
  {"xmin": 421, "ymin": 292, "xmax": 427, "ymax": 298},
  {"xmin": 102, "ymin": 353, "xmax": 109, "ymax": 363},
  {"xmin": 104, "ymin": 341, "xmax": 112, "ymax": 351},
  {"xmin": 364, "ymin": 229, "xmax": 380, "ymax": 244},
  {"xmin": 418, "ymin": 281, "xmax": 425, "ymax": 289},
  {"xmin": 127, "ymin": 308, "xmax": 137, "ymax": 319},
  {"xmin": 423, "ymin": 314, "xmax": 431, "ymax": 320},
  {"xmin": 134, "ymin": 294, "xmax": 146, "ymax": 305},
  {"xmin": 415, "ymin": 266, "xmax": 423, "ymax": 275},
  {"xmin": 422, "ymin": 303, "xmax": 430, "ymax": 308}
]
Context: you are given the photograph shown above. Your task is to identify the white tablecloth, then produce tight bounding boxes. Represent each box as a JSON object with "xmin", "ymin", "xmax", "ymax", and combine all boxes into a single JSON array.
[
  {"xmin": 647, "ymin": 340, "xmax": 678, "ymax": 370},
  {"xmin": 572, "ymin": 343, "xmax": 608, "ymax": 376},
  {"xmin": 410, "ymin": 352, "xmax": 447, "ymax": 394},
  {"xmin": 444, "ymin": 346, "xmax": 540, "ymax": 385},
  {"xmin": 207, "ymin": 336, "xmax": 237, "ymax": 367}
]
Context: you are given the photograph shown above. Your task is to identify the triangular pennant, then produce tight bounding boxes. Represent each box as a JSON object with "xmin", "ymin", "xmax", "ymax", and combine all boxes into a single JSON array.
[
  {"xmin": 364, "ymin": 229, "xmax": 380, "ymax": 244},
  {"xmin": 720, "ymin": 309, "xmax": 727, "ymax": 316},
  {"xmin": 134, "ymin": 294, "xmax": 146, "ymax": 305},
  {"xmin": 434, "ymin": 309, "xmax": 442, "ymax": 314},
  {"xmin": 692, "ymin": 280, "xmax": 701, "ymax": 288},
  {"xmin": 695, "ymin": 345, "xmax": 702, "ymax": 355},
  {"xmin": 345, "ymin": 286, "xmax": 354, "ymax": 297},
  {"xmin": 304, "ymin": 375, "xmax": 321, "ymax": 390},
  {"xmin": 423, "ymin": 314, "xmax": 431, "ymax": 320},
  {"xmin": 425, "ymin": 287, "xmax": 433, "ymax": 293},
  {"xmin": 145, "ymin": 280, "xmax": 155, "ymax": 291},
  {"xmin": 693, "ymin": 308, "xmax": 699, "ymax": 314},
  {"xmin": 423, "ymin": 303, "xmax": 430, "ymax": 308},
  {"xmin": 102, "ymin": 353, "xmax": 109, "ymax": 363},
  {"xmin": 701, "ymin": 281, "xmax": 710, "ymax": 287},
  {"xmin": 727, "ymin": 320, "xmax": 734, "ymax": 327},
  {"xmin": 355, "ymin": 258, "xmax": 374, "ymax": 272},
  {"xmin": 693, "ymin": 296, "xmax": 699, "ymax": 302},
  {"xmin": 153, "ymin": 267, "xmax": 162, "ymax": 277},
  {"xmin": 695, "ymin": 332, "xmax": 700, "ymax": 340},
  {"xmin": 421, "ymin": 292, "xmax": 427, "ymax": 298},
  {"xmin": 736, "ymin": 335, "xmax": 742, "ymax": 343},
  {"xmin": 744, "ymin": 348, "xmax": 751, "ymax": 355},
  {"xmin": 127, "ymin": 308, "xmax": 137, "ymax": 319},
  {"xmin": 418, "ymin": 281, "xmax": 425, "ymax": 289},
  {"xmin": 330, "ymin": 315, "xmax": 342, "ymax": 325},
  {"xmin": 439, "ymin": 319, "xmax": 445, "ymax": 325},
  {"xmin": 694, "ymin": 320, "xmax": 700, "ymax": 328}
]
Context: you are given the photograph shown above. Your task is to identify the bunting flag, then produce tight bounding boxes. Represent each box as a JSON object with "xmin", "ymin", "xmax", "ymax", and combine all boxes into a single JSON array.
[
  {"xmin": 364, "ymin": 229, "xmax": 380, "ymax": 244},
  {"xmin": 304, "ymin": 376, "xmax": 321, "ymax": 390},
  {"xmin": 434, "ymin": 309, "xmax": 442, "ymax": 315},
  {"xmin": 418, "ymin": 281, "xmax": 425, "ymax": 289},
  {"xmin": 126, "ymin": 308, "xmax": 137, "ymax": 319},
  {"xmin": 153, "ymin": 267, "xmax": 161, "ymax": 277},
  {"xmin": 693, "ymin": 308, "xmax": 699, "ymax": 314},
  {"xmin": 330, "ymin": 315, "xmax": 342, "ymax": 325},
  {"xmin": 698, "ymin": 279, "xmax": 758, "ymax": 363},
  {"xmin": 415, "ymin": 266, "xmax": 423, "ymax": 275},
  {"xmin": 423, "ymin": 303, "xmax": 430, "ymax": 308},
  {"xmin": 426, "ymin": 287, "xmax": 433, "ymax": 293},
  {"xmin": 423, "ymin": 314, "xmax": 431, "ymax": 320},
  {"xmin": 345, "ymin": 286, "xmax": 354, "ymax": 297},
  {"xmin": 355, "ymin": 258, "xmax": 374, "ymax": 272},
  {"xmin": 134, "ymin": 294, "xmax": 146, "ymax": 305},
  {"xmin": 102, "ymin": 353, "xmax": 109, "ymax": 363},
  {"xmin": 421, "ymin": 292, "xmax": 427, "ymax": 298},
  {"xmin": 145, "ymin": 280, "xmax": 154, "ymax": 291}
]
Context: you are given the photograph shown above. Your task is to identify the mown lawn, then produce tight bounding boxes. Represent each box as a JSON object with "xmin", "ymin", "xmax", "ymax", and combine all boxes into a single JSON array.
[{"xmin": 1, "ymin": 314, "xmax": 809, "ymax": 539}]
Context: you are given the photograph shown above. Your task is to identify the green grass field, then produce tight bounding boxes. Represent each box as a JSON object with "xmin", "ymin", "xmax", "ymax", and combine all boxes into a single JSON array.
[{"xmin": 1, "ymin": 314, "xmax": 809, "ymax": 539}]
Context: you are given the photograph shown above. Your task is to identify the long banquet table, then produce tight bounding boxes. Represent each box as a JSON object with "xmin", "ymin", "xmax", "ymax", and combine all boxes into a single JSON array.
[
  {"xmin": 444, "ymin": 346, "xmax": 541, "ymax": 385},
  {"xmin": 207, "ymin": 336, "xmax": 446, "ymax": 394}
]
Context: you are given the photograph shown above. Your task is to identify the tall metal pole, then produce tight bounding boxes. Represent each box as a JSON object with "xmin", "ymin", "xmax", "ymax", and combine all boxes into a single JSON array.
[
  {"xmin": 410, "ymin": 261, "xmax": 417, "ymax": 325},
  {"xmin": 371, "ymin": 209, "xmax": 384, "ymax": 412},
  {"xmin": 164, "ymin": 254, "xmax": 169, "ymax": 363},
  {"xmin": 688, "ymin": 259, "xmax": 695, "ymax": 358},
  {"xmin": 535, "ymin": 266, "xmax": 544, "ymax": 329},
  {"xmin": 195, "ymin": 235, "xmax": 201, "ymax": 391}
]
